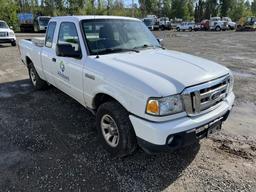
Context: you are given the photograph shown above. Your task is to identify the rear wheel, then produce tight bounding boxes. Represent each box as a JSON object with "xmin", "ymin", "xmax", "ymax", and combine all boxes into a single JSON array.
[
  {"xmin": 28, "ymin": 64, "xmax": 48, "ymax": 90},
  {"xmin": 96, "ymin": 101, "xmax": 137, "ymax": 157}
]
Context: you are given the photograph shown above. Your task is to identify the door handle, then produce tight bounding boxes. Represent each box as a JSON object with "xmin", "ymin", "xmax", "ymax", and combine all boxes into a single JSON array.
[{"xmin": 52, "ymin": 58, "xmax": 56, "ymax": 62}]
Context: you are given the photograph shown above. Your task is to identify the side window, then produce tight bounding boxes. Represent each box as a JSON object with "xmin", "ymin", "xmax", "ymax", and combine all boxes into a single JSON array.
[
  {"xmin": 45, "ymin": 22, "xmax": 56, "ymax": 48},
  {"xmin": 57, "ymin": 22, "xmax": 81, "ymax": 54}
]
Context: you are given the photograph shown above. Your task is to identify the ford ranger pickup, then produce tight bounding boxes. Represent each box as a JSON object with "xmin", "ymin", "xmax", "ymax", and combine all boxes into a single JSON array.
[{"xmin": 19, "ymin": 16, "xmax": 235, "ymax": 156}]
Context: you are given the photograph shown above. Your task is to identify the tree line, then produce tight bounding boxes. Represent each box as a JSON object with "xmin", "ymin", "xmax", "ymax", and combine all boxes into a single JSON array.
[
  {"xmin": 1, "ymin": 0, "xmax": 256, "ymax": 30},
  {"xmin": 195, "ymin": 0, "xmax": 255, "ymax": 22}
]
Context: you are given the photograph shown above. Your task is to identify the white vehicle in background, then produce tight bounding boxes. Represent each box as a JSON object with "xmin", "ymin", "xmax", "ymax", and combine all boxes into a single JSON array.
[
  {"xmin": 222, "ymin": 17, "xmax": 236, "ymax": 30},
  {"xmin": 209, "ymin": 17, "xmax": 229, "ymax": 31},
  {"xmin": 159, "ymin": 17, "xmax": 172, "ymax": 30},
  {"xmin": 176, "ymin": 22, "xmax": 196, "ymax": 32},
  {"xmin": 19, "ymin": 16, "xmax": 234, "ymax": 157},
  {"xmin": 33, "ymin": 16, "xmax": 51, "ymax": 32},
  {"xmin": 143, "ymin": 17, "xmax": 159, "ymax": 30},
  {"xmin": 0, "ymin": 20, "xmax": 16, "ymax": 46}
]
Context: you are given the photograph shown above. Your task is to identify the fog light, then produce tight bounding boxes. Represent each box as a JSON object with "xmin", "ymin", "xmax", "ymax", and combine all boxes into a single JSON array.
[{"xmin": 167, "ymin": 136, "xmax": 174, "ymax": 144}]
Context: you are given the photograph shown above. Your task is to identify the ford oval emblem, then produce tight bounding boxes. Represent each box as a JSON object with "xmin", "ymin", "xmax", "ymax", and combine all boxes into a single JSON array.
[
  {"xmin": 60, "ymin": 61, "xmax": 65, "ymax": 72},
  {"xmin": 211, "ymin": 91, "xmax": 221, "ymax": 100}
]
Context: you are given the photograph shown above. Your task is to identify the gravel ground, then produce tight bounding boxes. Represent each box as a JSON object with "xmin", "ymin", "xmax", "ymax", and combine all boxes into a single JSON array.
[{"xmin": 0, "ymin": 31, "xmax": 256, "ymax": 192}]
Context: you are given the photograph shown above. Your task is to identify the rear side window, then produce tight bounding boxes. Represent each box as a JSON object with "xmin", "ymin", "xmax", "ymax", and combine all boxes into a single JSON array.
[
  {"xmin": 57, "ymin": 22, "xmax": 81, "ymax": 53},
  {"xmin": 45, "ymin": 22, "xmax": 56, "ymax": 48}
]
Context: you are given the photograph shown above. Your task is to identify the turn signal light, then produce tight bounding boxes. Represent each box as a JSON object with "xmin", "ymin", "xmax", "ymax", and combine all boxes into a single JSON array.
[{"xmin": 146, "ymin": 100, "xmax": 159, "ymax": 115}]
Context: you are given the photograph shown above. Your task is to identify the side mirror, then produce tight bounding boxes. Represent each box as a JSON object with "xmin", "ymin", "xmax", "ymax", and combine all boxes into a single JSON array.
[
  {"xmin": 56, "ymin": 44, "xmax": 82, "ymax": 59},
  {"xmin": 157, "ymin": 38, "xmax": 164, "ymax": 46},
  {"xmin": 10, "ymin": 26, "xmax": 13, "ymax": 29}
]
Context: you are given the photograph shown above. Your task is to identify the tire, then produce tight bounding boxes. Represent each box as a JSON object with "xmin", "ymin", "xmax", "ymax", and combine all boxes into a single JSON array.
[
  {"xmin": 215, "ymin": 26, "xmax": 221, "ymax": 31},
  {"xmin": 11, "ymin": 41, "xmax": 16, "ymax": 46},
  {"xmin": 33, "ymin": 24, "xmax": 37, "ymax": 33},
  {"xmin": 96, "ymin": 101, "xmax": 137, "ymax": 157},
  {"xmin": 176, "ymin": 27, "xmax": 180, "ymax": 32},
  {"xmin": 189, "ymin": 27, "xmax": 192, "ymax": 32},
  {"xmin": 28, "ymin": 64, "xmax": 48, "ymax": 90}
]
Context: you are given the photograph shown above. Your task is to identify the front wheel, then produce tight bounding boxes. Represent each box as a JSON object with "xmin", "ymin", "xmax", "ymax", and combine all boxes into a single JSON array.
[
  {"xmin": 215, "ymin": 26, "xmax": 221, "ymax": 31},
  {"xmin": 11, "ymin": 41, "xmax": 16, "ymax": 46},
  {"xmin": 96, "ymin": 102, "xmax": 137, "ymax": 157}
]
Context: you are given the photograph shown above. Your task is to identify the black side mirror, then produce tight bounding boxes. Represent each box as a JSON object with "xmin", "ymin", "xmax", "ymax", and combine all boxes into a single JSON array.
[
  {"xmin": 56, "ymin": 44, "xmax": 82, "ymax": 59},
  {"xmin": 157, "ymin": 38, "xmax": 164, "ymax": 47}
]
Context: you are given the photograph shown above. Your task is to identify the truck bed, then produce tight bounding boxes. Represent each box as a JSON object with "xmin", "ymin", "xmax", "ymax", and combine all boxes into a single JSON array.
[{"xmin": 19, "ymin": 37, "xmax": 47, "ymax": 81}]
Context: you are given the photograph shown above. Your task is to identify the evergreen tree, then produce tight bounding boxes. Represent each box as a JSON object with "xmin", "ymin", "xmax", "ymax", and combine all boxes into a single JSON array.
[{"xmin": 252, "ymin": 0, "xmax": 256, "ymax": 15}]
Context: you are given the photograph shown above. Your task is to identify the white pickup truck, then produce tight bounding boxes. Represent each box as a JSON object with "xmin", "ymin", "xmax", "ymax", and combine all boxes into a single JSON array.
[
  {"xmin": 19, "ymin": 16, "xmax": 235, "ymax": 157},
  {"xmin": 0, "ymin": 20, "xmax": 16, "ymax": 46}
]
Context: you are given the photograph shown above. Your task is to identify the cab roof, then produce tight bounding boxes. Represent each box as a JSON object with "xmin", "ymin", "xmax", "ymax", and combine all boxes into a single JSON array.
[{"xmin": 51, "ymin": 15, "xmax": 140, "ymax": 23}]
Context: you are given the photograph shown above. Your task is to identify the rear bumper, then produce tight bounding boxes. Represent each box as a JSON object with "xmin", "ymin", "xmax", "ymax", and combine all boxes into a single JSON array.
[{"xmin": 129, "ymin": 92, "xmax": 235, "ymax": 152}]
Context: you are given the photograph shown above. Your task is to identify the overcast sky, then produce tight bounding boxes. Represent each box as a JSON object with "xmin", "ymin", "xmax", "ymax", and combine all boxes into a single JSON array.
[{"xmin": 124, "ymin": 0, "xmax": 139, "ymax": 7}]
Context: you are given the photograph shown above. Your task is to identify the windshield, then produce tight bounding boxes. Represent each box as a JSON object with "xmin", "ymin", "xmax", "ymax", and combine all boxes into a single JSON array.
[
  {"xmin": 81, "ymin": 19, "xmax": 160, "ymax": 55},
  {"xmin": 0, "ymin": 21, "xmax": 8, "ymax": 28},
  {"xmin": 39, "ymin": 18, "xmax": 50, "ymax": 26}
]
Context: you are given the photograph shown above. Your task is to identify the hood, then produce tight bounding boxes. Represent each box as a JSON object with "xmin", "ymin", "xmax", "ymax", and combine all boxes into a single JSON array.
[
  {"xmin": 0, "ymin": 28, "xmax": 12, "ymax": 33},
  {"xmin": 93, "ymin": 49, "xmax": 230, "ymax": 96}
]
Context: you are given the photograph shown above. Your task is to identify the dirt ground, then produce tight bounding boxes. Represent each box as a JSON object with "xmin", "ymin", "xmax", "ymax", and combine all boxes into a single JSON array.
[{"xmin": 0, "ymin": 31, "xmax": 255, "ymax": 192}]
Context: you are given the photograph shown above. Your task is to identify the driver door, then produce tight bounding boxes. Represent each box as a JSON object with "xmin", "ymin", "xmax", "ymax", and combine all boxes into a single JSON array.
[{"xmin": 53, "ymin": 22, "xmax": 84, "ymax": 104}]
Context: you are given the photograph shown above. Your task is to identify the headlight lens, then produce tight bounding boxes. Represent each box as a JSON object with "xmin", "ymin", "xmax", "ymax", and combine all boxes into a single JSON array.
[
  {"xmin": 146, "ymin": 95, "xmax": 183, "ymax": 116},
  {"xmin": 9, "ymin": 31, "xmax": 15, "ymax": 37}
]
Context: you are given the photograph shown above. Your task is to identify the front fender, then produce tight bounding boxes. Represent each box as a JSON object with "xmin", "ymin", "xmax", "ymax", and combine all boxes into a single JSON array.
[{"xmin": 92, "ymin": 83, "xmax": 132, "ymax": 112}]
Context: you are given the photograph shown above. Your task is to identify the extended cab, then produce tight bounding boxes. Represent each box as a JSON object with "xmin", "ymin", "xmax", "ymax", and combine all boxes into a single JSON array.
[{"xmin": 19, "ymin": 16, "xmax": 235, "ymax": 156}]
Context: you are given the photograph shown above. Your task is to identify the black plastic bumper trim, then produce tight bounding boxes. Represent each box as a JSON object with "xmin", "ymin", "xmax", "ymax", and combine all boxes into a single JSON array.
[{"xmin": 137, "ymin": 110, "xmax": 231, "ymax": 154}]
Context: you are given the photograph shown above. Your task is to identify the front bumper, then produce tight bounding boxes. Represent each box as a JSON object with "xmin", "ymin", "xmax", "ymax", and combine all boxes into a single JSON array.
[
  {"xmin": 129, "ymin": 92, "xmax": 235, "ymax": 152},
  {"xmin": 39, "ymin": 26, "xmax": 47, "ymax": 31},
  {"xmin": 0, "ymin": 38, "xmax": 16, "ymax": 43}
]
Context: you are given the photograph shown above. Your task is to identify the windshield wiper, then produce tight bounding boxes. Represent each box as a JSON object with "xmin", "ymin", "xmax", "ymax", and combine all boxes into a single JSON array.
[
  {"xmin": 96, "ymin": 48, "xmax": 139, "ymax": 55},
  {"xmin": 133, "ymin": 44, "xmax": 165, "ymax": 50}
]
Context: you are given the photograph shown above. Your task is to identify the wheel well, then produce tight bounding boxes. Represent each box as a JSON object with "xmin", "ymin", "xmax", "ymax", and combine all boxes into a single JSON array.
[
  {"xmin": 26, "ymin": 56, "xmax": 33, "ymax": 67},
  {"xmin": 93, "ymin": 93, "xmax": 119, "ymax": 110}
]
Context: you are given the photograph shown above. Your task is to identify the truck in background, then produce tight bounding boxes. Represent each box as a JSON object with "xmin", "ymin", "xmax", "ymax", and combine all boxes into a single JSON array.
[
  {"xmin": 222, "ymin": 17, "xmax": 236, "ymax": 30},
  {"xmin": 33, "ymin": 16, "xmax": 51, "ymax": 32},
  {"xmin": 159, "ymin": 17, "xmax": 172, "ymax": 30},
  {"xmin": 143, "ymin": 17, "xmax": 159, "ymax": 30},
  {"xmin": 209, "ymin": 17, "xmax": 229, "ymax": 31},
  {"xmin": 18, "ymin": 13, "xmax": 51, "ymax": 32},
  {"xmin": 236, "ymin": 16, "xmax": 256, "ymax": 31}
]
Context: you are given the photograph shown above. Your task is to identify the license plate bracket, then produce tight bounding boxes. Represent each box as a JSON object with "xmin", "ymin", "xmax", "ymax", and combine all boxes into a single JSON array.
[{"xmin": 207, "ymin": 118, "xmax": 222, "ymax": 136}]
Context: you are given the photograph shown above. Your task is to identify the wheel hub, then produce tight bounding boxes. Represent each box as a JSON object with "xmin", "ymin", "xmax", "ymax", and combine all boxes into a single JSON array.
[
  {"xmin": 100, "ymin": 114, "xmax": 120, "ymax": 147},
  {"xmin": 30, "ymin": 68, "xmax": 36, "ymax": 86}
]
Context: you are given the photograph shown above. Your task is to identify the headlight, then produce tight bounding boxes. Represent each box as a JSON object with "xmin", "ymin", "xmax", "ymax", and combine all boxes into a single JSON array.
[
  {"xmin": 9, "ymin": 31, "xmax": 15, "ymax": 37},
  {"xmin": 228, "ymin": 73, "xmax": 234, "ymax": 93},
  {"xmin": 146, "ymin": 95, "xmax": 183, "ymax": 116}
]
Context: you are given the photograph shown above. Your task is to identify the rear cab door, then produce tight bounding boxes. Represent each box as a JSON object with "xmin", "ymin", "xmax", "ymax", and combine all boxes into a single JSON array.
[{"xmin": 41, "ymin": 21, "xmax": 57, "ymax": 85}]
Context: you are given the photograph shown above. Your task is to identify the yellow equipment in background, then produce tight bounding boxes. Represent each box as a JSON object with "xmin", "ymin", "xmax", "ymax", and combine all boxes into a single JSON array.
[{"xmin": 237, "ymin": 17, "xmax": 256, "ymax": 31}]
